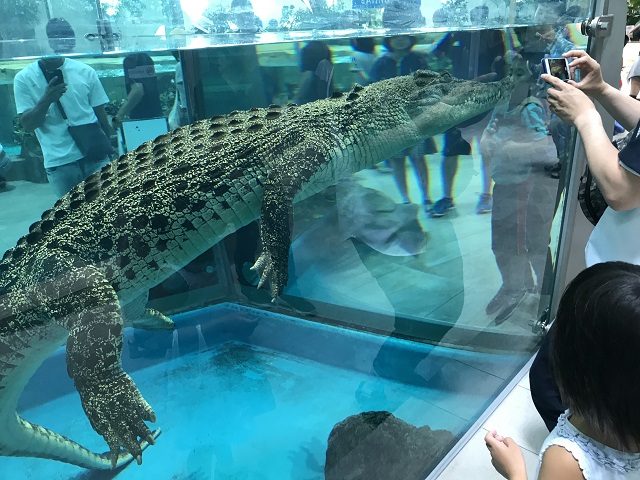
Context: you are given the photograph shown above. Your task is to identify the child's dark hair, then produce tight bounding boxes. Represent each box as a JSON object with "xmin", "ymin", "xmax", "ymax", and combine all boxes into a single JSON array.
[
  {"xmin": 550, "ymin": 261, "xmax": 640, "ymax": 451},
  {"xmin": 300, "ymin": 41, "xmax": 332, "ymax": 72},
  {"xmin": 351, "ymin": 37, "xmax": 376, "ymax": 54}
]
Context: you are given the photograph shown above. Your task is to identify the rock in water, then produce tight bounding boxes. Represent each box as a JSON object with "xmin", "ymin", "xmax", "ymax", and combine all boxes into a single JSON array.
[{"xmin": 325, "ymin": 411, "xmax": 455, "ymax": 480}]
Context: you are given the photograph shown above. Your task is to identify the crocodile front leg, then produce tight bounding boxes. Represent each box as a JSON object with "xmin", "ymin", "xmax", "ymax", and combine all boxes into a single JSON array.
[
  {"xmin": 252, "ymin": 144, "xmax": 325, "ymax": 298},
  {"xmin": 30, "ymin": 251, "xmax": 157, "ymax": 468},
  {"xmin": 252, "ymin": 172, "xmax": 295, "ymax": 299}
]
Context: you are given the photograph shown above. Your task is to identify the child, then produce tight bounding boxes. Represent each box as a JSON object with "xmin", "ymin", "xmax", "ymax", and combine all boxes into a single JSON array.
[
  {"xmin": 486, "ymin": 261, "xmax": 640, "ymax": 479},
  {"xmin": 369, "ymin": 35, "xmax": 438, "ymax": 208},
  {"xmin": 0, "ymin": 144, "xmax": 10, "ymax": 189},
  {"xmin": 295, "ymin": 41, "xmax": 334, "ymax": 105},
  {"xmin": 481, "ymin": 53, "xmax": 549, "ymax": 324},
  {"xmin": 350, "ymin": 37, "xmax": 378, "ymax": 86}
]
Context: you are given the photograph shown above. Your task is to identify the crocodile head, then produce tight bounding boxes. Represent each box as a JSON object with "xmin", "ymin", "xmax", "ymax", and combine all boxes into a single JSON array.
[{"xmin": 385, "ymin": 70, "xmax": 514, "ymax": 138}]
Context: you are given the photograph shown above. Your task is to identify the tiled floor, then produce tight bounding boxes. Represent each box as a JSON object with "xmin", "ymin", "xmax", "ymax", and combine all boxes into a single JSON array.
[{"xmin": 437, "ymin": 368, "xmax": 550, "ymax": 479}]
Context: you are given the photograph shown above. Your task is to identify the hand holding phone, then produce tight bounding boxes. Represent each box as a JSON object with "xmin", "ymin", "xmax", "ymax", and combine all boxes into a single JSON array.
[
  {"xmin": 44, "ymin": 71, "xmax": 67, "ymax": 104},
  {"xmin": 52, "ymin": 68, "xmax": 64, "ymax": 85},
  {"xmin": 542, "ymin": 57, "xmax": 571, "ymax": 82}
]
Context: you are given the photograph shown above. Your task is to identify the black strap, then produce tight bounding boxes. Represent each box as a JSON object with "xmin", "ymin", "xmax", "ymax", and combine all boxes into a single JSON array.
[
  {"xmin": 583, "ymin": 166, "xmax": 598, "ymax": 223},
  {"xmin": 38, "ymin": 60, "xmax": 68, "ymax": 120}
]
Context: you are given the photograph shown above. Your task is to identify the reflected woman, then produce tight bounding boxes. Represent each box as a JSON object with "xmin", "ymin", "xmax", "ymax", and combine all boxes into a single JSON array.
[
  {"xmin": 112, "ymin": 53, "xmax": 164, "ymax": 127},
  {"xmin": 370, "ymin": 35, "xmax": 435, "ymax": 207}
]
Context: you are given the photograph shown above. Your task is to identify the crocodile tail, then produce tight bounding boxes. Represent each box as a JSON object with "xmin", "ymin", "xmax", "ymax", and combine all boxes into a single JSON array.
[{"xmin": 2, "ymin": 413, "xmax": 160, "ymax": 470}]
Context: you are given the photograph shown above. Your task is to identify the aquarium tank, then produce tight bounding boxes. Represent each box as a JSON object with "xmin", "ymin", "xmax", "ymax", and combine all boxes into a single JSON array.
[{"xmin": 0, "ymin": 0, "xmax": 608, "ymax": 478}]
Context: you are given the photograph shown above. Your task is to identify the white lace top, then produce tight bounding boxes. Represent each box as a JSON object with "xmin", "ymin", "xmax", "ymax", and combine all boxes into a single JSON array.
[{"xmin": 536, "ymin": 411, "xmax": 640, "ymax": 479}]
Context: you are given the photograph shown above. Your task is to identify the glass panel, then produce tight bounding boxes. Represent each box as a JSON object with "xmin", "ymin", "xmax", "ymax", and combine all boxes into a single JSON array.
[
  {"xmin": 0, "ymin": 1, "xmax": 596, "ymax": 57},
  {"xmin": 0, "ymin": 0, "xmax": 596, "ymax": 478}
]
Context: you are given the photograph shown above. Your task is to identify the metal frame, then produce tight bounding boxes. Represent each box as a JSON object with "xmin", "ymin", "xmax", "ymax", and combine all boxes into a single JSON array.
[{"xmin": 426, "ymin": 357, "xmax": 536, "ymax": 480}]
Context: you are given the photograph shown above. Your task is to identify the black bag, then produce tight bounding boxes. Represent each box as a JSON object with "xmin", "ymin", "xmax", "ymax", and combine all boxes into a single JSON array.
[
  {"xmin": 577, "ymin": 165, "xmax": 607, "ymax": 226},
  {"xmin": 67, "ymin": 122, "xmax": 113, "ymax": 161},
  {"xmin": 577, "ymin": 130, "xmax": 635, "ymax": 226}
]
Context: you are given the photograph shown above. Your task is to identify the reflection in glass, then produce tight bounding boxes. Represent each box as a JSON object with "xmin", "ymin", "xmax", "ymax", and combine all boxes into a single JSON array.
[{"xmin": 0, "ymin": 5, "xmax": 592, "ymax": 477}]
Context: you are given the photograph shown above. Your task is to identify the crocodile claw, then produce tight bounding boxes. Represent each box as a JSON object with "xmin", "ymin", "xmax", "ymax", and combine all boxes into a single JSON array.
[
  {"xmin": 250, "ymin": 251, "xmax": 287, "ymax": 299},
  {"xmin": 75, "ymin": 372, "xmax": 156, "ymax": 468}
]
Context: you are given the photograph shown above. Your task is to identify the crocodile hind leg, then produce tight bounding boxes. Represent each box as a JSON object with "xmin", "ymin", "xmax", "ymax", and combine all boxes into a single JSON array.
[{"xmin": 28, "ymin": 250, "xmax": 158, "ymax": 468}]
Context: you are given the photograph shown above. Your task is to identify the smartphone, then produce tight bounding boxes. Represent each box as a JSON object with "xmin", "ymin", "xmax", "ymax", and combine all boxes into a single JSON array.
[
  {"xmin": 51, "ymin": 69, "xmax": 64, "ymax": 85},
  {"xmin": 542, "ymin": 57, "xmax": 570, "ymax": 81}
]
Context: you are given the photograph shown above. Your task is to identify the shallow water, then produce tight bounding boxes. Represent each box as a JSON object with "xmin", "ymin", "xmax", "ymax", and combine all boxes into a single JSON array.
[{"xmin": 1, "ymin": 303, "xmax": 527, "ymax": 479}]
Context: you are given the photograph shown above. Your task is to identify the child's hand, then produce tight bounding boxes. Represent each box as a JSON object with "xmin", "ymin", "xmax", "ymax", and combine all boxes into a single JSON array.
[{"xmin": 484, "ymin": 430, "xmax": 527, "ymax": 479}]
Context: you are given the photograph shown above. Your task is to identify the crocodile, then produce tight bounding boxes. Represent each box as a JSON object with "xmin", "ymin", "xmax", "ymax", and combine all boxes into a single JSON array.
[{"xmin": 0, "ymin": 70, "xmax": 513, "ymax": 470}]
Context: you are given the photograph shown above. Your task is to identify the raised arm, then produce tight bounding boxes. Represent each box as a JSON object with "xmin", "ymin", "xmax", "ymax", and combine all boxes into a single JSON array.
[
  {"xmin": 18, "ymin": 77, "xmax": 67, "ymax": 132},
  {"xmin": 593, "ymin": 82, "xmax": 640, "ymax": 131},
  {"xmin": 112, "ymin": 82, "xmax": 144, "ymax": 127},
  {"xmin": 544, "ymin": 74, "xmax": 640, "ymax": 210},
  {"xmin": 563, "ymin": 50, "xmax": 640, "ymax": 130}
]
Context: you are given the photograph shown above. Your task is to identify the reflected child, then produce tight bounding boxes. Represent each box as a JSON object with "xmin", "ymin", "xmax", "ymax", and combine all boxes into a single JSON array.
[
  {"xmin": 295, "ymin": 41, "xmax": 334, "ymax": 105},
  {"xmin": 349, "ymin": 37, "xmax": 378, "ymax": 86},
  {"xmin": 369, "ymin": 35, "xmax": 436, "ymax": 207}
]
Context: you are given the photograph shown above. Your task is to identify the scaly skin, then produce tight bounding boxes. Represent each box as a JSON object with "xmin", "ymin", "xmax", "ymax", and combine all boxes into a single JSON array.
[{"xmin": 0, "ymin": 70, "xmax": 513, "ymax": 469}]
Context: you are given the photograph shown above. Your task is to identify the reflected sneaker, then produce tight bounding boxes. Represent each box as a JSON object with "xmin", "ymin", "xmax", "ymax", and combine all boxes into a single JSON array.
[
  {"xmin": 476, "ymin": 193, "xmax": 493, "ymax": 214},
  {"xmin": 486, "ymin": 286, "xmax": 511, "ymax": 315},
  {"xmin": 277, "ymin": 294, "xmax": 316, "ymax": 316},
  {"xmin": 423, "ymin": 199, "xmax": 433, "ymax": 212},
  {"xmin": 495, "ymin": 290, "xmax": 526, "ymax": 325},
  {"xmin": 240, "ymin": 285, "xmax": 274, "ymax": 308},
  {"xmin": 374, "ymin": 161, "xmax": 393, "ymax": 173},
  {"xmin": 429, "ymin": 197, "xmax": 455, "ymax": 217}
]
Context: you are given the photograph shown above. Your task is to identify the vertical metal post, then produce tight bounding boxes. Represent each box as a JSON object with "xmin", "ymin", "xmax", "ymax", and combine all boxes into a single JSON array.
[
  {"xmin": 93, "ymin": 0, "xmax": 116, "ymax": 52},
  {"xmin": 94, "ymin": 0, "xmax": 104, "ymax": 20},
  {"xmin": 508, "ymin": 0, "xmax": 517, "ymax": 23},
  {"xmin": 44, "ymin": 0, "xmax": 53, "ymax": 20}
]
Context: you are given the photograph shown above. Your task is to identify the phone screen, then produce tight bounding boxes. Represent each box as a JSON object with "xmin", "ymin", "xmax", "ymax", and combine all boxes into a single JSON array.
[
  {"xmin": 52, "ymin": 69, "xmax": 64, "ymax": 85},
  {"xmin": 545, "ymin": 58, "xmax": 569, "ymax": 81}
]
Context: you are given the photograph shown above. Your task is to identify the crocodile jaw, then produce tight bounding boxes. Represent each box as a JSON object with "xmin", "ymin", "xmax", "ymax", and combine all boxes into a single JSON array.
[{"xmin": 407, "ymin": 72, "xmax": 514, "ymax": 137}]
